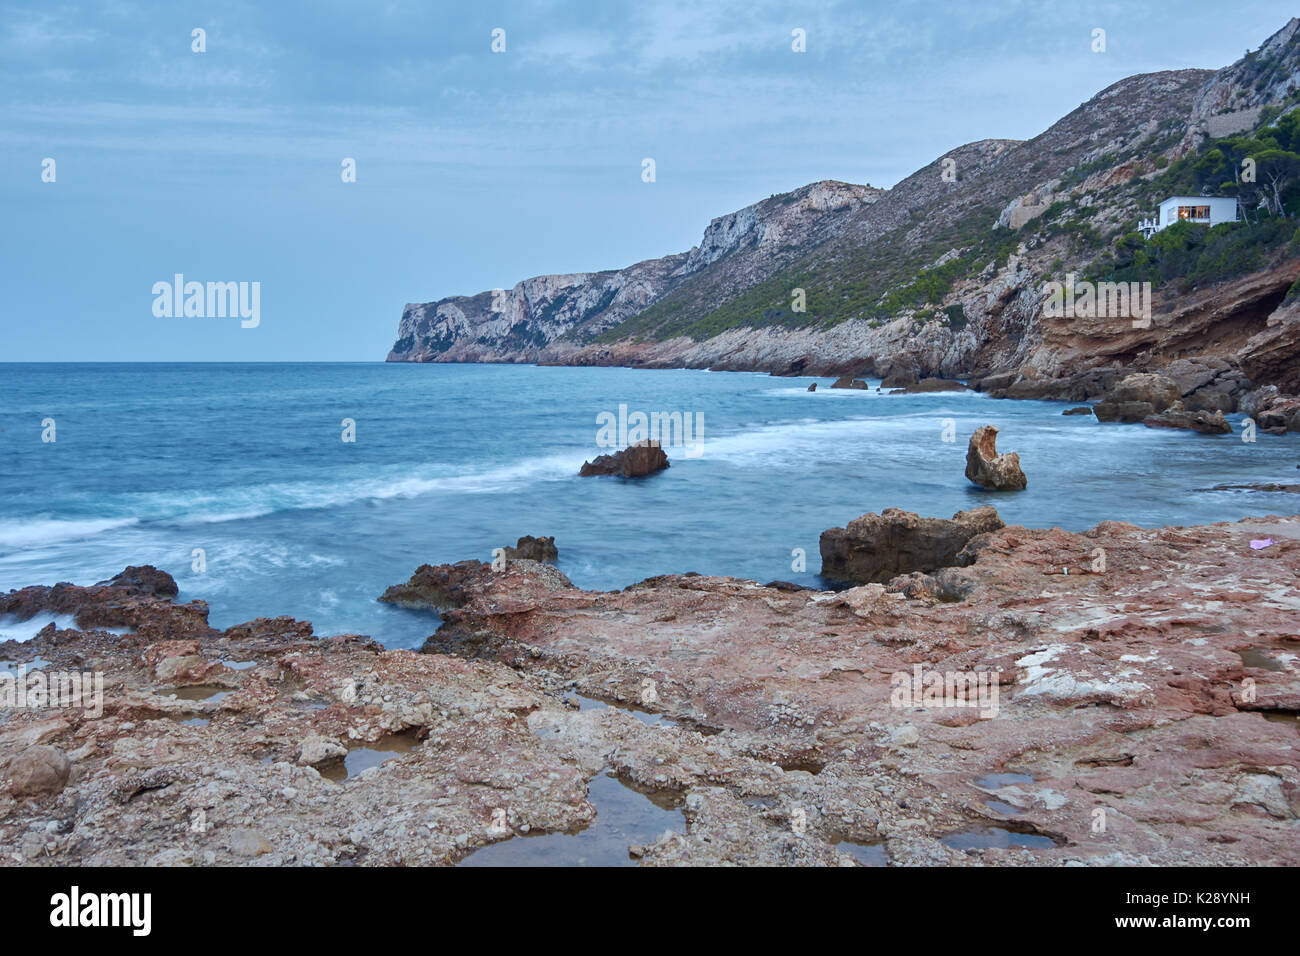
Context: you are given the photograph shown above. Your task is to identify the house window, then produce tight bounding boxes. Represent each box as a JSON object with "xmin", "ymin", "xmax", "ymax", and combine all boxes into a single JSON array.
[{"xmin": 1177, "ymin": 205, "xmax": 1211, "ymax": 221}]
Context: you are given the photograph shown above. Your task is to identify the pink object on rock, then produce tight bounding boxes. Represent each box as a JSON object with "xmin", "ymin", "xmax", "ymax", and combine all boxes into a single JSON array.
[{"xmin": 1250, "ymin": 538, "xmax": 1275, "ymax": 550}]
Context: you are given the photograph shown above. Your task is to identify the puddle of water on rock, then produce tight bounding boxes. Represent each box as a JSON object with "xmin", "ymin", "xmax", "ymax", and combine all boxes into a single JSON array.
[
  {"xmin": 320, "ymin": 730, "xmax": 421, "ymax": 782},
  {"xmin": 830, "ymin": 838, "xmax": 888, "ymax": 866},
  {"xmin": 1237, "ymin": 648, "xmax": 1288, "ymax": 671},
  {"xmin": 565, "ymin": 690, "xmax": 689, "ymax": 729},
  {"xmin": 941, "ymin": 826, "xmax": 1057, "ymax": 851},
  {"xmin": 975, "ymin": 773, "xmax": 1042, "ymax": 817},
  {"xmin": 975, "ymin": 772, "xmax": 1034, "ymax": 789},
  {"xmin": 608, "ymin": 700, "xmax": 676, "ymax": 727},
  {"xmin": 221, "ymin": 660, "xmax": 258, "ymax": 670},
  {"xmin": 180, "ymin": 717, "xmax": 210, "ymax": 727},
  {"xmin": 0, "ymin": 657, "xmax": 50, "ymax": 673},
  {"xmin": 168, "ymin": 686, "xmax": 232, "ymax": 703},
  {"xmin": 458, "ymin": 770, "xmax": 685, "ymax": 867}
]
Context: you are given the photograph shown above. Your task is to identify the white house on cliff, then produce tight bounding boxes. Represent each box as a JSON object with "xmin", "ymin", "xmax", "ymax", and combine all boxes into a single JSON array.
[{"xmin": 1139, "ymin": 196, "xmax": 1240, "ymax": 239}]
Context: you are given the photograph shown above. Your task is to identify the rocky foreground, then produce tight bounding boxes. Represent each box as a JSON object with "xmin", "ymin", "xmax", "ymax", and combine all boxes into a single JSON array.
[{"xmin": 1, "ymin": 514, "xmax": 1298, "ymax": 866}]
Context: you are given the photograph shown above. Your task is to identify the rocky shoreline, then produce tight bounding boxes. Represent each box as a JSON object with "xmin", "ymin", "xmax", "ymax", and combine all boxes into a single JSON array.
[
  {"xmin": 1, "ymin": 508, "xmax": 1297, "ymax": 866},
  {"xmin": 386, "ymin": 18, "xmax": 1300, "ymax": 438}
]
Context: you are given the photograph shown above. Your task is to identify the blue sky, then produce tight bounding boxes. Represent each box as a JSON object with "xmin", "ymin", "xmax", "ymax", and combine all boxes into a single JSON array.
[{"xmin": 2, "ymin": 0, "xmax": 1296, "ymax": 361}]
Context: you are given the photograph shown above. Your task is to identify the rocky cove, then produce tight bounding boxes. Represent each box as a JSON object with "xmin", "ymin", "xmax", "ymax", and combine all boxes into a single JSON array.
[
  {"xmin": 2, "ymin": 494, "xmax": 1298, "ymax": 867},
  {"xmin": 388, "ymin": 20, "xmax": 1300, "ymax": 439}
]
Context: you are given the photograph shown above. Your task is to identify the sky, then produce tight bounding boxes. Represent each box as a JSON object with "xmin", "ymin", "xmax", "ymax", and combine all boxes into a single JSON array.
[{"xmin": 2, "ymin": 0, "xmax": 1297, "ymax": 361}]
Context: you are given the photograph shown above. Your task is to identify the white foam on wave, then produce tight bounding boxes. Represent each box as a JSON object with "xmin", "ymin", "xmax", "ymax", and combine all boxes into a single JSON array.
[
  {"xmin": 765, "ymin": 385, "xmax": 993, "ymax": 400},
  {"xmin": 0, "ymin": 518, "xmax": 139, "ymax": 549},
  {"xmin": 11, "ymin": 451, "xmax": 595, "ymax": 542},
  {"xmin": 699, "ymin": 412, "xmax": 980, "ymax": 464},
  {"xmin": 0, "ymin": 612, "xmax": 79, "ymax": 643}
]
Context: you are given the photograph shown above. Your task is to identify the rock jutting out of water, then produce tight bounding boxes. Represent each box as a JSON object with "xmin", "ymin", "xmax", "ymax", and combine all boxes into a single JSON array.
[
  {"xmin": 1143, "ymin": 406, "xmax": 1232, "ymax": 434},
  {"xmin": 579, "ymin": 440, "xmax": 670, "ymax": 478},
  {"xmin": 819, "ymin": 506, "xmax": 1005, "ymax": 585},
  {"xmin": 964, "ymin": 426, "xmax": 1027, "ymax": 491}
]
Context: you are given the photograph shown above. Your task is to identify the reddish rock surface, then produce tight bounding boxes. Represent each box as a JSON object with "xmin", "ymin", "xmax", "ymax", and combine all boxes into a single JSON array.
[
  {"xmin": 2, "ymin": 521, "xmax": 1298, "ymax": 866},
  {"xmin": 423, "ymin": 515, "xmax": 1300, "ymax": 865}
]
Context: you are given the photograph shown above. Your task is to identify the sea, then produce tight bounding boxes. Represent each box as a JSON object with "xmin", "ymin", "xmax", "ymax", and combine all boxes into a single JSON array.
[{"xmin": 2, "ymin": 362, "xmax": 1296, "ymax": 650}]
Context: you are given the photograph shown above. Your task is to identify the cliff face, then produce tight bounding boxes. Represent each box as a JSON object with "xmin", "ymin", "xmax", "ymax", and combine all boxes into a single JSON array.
[
  {"xmin": 387, "ymin": 253, "xmax": 689, "ymax": 364},
  {"xmin": 387, "ymin": 180, "xmax": 882, "ymax": 364},
  {"xmin": 1179, "ymin": 17, "xmax": 1300, "ymax": 153},
  {"xmin": 389, "ymin": 19, "xmax": 1300, "ymax": 399}
]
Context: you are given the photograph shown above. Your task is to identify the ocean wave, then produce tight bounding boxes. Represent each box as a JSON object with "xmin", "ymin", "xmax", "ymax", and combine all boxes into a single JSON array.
[
  {"xmin": 765, "ymin": 385, "xmax": 993, "ymax": 400},
  {"xmin": 2, "ymin": 452, "xmax": 592, "ymax": 547},
  {"xmin": 0, "ymin": 518, "xmax": 139, "ymax": 549},
  {"xmin": 700, "ymin": 413, "xmax": 978, "ymax": 463},
  {"xmin": 0, "ymin": 612, "xmax": 79, "ymax": 642}
]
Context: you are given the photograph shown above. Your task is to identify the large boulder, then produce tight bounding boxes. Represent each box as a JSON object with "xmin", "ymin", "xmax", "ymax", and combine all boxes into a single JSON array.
[
  {"xmin": 1162, "ymin": 358, "xmax": 1223, "ymax": 395},
  {"xmin": 379, "ymin": 560, "xmax": 493, "ymax": 610},
  {"xmin": 96, "ymin": 565, "xmax": 179, "ymax": 598},
  {"xmin": 1239, "ymin": 385, "xmax": 1280, "ymax": 418},
  {"xmin": 1161, "ymin": 358, "xmax": 1248, "ymax": 413},
  {"xmin": 1094, "ymin": 401, "xmax": 1157, "ymax": 423},
  {"xmin": 1094, "ymin": 373, "xmax": 1182, "ymax": 423},
  {"xmin": 8, "ymin": 745, "xmax": 71, "ymax": 797},
  {"xmin": 1183, "ymin": 388, "xmax": 1236, "ymax": 413},
  {"xmin": 143, "ymin": 639, "xmax": 222, "ymax": 683},
  {"xmin": 819, "ymin": 506, "xmax": 1004, "ymax": 584},
  {"xmin": 830, "ymin": 376, "xmax": 870, "ymax": 390},
  {"xmin": 1143, "ymin": 406, "xmax": 1232, "ymax": 435},
  {"xmin": 879, "ymin": 369, "xmax": 919, "ymax": 389},
  {"xmin": 503, "ymin": 535, "xmax": 558, "ymax": 563},
  {"xmin": 1240, "ymin": 386, "xmax": 1300, "ymax": 433},
  {"xmin": 297, "ymin": 735, "xmax": 347, "ymax": 768},
  {"xmin": 579, "ymin": 440, "xmax": 670, "ymax": 477},
  {"xmin": 381, "ymin": 558, "xmax": 573, "ymax": 613},
  {"xmin": 964, "ymin": 425, "xmax": 1027, "ymax": 491}
]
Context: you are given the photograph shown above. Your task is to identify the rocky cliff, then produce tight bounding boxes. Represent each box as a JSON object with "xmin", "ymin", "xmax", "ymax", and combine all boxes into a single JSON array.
[
  {"xmin": 388, "ymin": 180, "xmax": 883, "ymax": 364},
  {"xmin": 389, "ymin": 19, "xmax": 1300, "ymax": 412}
]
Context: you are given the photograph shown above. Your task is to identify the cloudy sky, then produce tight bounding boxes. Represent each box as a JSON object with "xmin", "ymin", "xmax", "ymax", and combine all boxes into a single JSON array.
[{"xmin": 3, "ymin": 0, "xmax": 1296, "ymax": 360}]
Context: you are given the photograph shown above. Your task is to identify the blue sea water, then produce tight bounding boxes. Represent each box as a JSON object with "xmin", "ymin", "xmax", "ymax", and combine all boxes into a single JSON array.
[{"xmin": 1, "ymin": 362, "xmax": 1297, "ymax": 650}]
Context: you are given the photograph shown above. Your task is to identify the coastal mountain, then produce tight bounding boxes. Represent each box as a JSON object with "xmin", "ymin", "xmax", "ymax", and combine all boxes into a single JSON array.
[
  {"xmin": 388, "ymin": 179, "xmax": 883, "ymax": 363},
  {"xmin": 389, "ymin": 19, "xmax": 1300, "ymax": 411}
]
